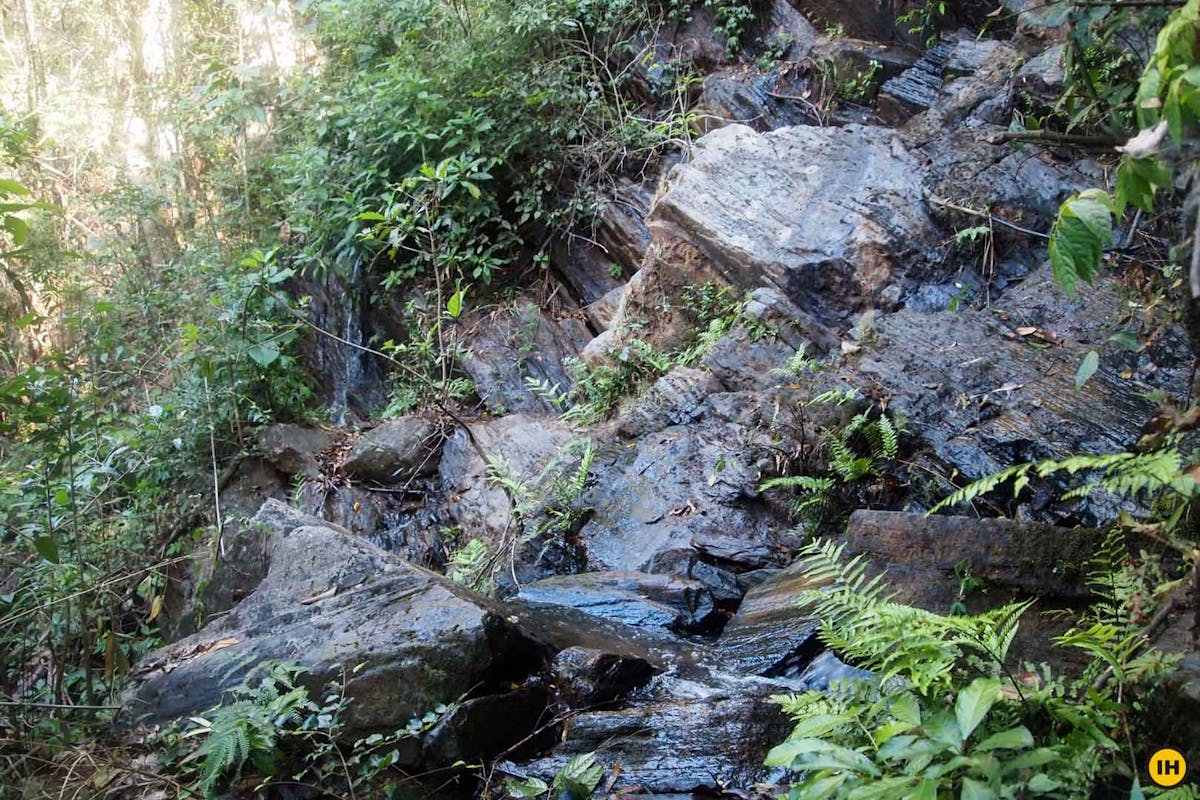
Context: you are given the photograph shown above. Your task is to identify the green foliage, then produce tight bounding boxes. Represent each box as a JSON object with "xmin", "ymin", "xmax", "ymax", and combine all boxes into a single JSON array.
[
  {"xmin": 180, "ymin": 663, "xmax": 316, "ymax": 795},
  {"xmin": 163, "ymin": 661, "xmax": 455, "ymax": 797},
  {"xmin": 1048, "ymin": 189, "xmax": 1114, "ymax": 298},
  {"xmin": 930, "ymin": 438, "xmax": 1198, "ymax": 516},
  {"xmin": 898, "ymin": 0, "xmax": 946, "ymax": 49},
  {"xmin": 767, "ymin": 540, "xmax": 1151, "ymax": 800},
  {"xmin": 454, "ymin": 437, "xmax": 596, "ymax": 589},
  {"xmin": 505, "ymin": 750, "xmax": 606, "ymax": 798},
  {"xmin": 1045, "ymin": 0, "xmax": 1199, "ymax": 297},
  {"xmin": 760, "ymin": 395, "xmax": 901, "ymax": 531}
]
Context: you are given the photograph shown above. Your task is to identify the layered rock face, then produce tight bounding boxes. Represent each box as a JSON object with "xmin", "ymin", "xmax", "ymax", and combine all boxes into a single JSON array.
[{"xmin": 135, "ymin": 4, "xmax": 1200, "ymax": 795}]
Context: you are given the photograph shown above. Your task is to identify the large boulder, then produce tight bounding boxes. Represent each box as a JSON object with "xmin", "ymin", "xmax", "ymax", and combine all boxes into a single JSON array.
[
  {"xmin": 516, "ymin": 571, "xmax": 718, "ymax": 635},
  {"xmin": 124, "ymin": 522, "xmax": 548, "ymax": 738},
  {"xmin": 580, "ymin": 419, "xmax": 790, "ymax": 578},
  {"xmin": 510, "ymin": 691, "xmax": 792, "ymax": 793},
  {"xmin": 163, "ymin": 499, "xmax": 339, "ymax": 638},
  {"xmin": 258, "ymin": 423, "xmax": 336, "ymax": 478},
  {"xmin": 616, "ymin": 123, "xmax": 938, "ymax": 345},
  {"xmin": 459, "ymin": 299, "xmax": 592, "ymax": 415}
]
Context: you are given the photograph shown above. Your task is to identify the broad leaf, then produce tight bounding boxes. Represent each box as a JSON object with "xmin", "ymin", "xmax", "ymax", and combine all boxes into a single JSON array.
[
  {"xmin": 34, "ymin": 534, "xmax": 60, "ymax": 563},
  {"xmin": 955, "ymin": 678, "xmax": 1002, "ymax": 742},
  {"xmin": 1075, "ymin": 350, "xmax": 1099, "ymax": 390},
  {"xmin": 974, "ymin": 726, "xmax": 1034, "ymax": 752},
  {"xmin": 1048, "ymin": 190, "xmax": 1113, "ymax": 297}
]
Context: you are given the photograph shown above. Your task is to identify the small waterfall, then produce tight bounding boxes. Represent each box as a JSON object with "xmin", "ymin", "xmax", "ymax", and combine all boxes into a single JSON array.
[{"xmin": 329, "ymin": 256, "xmax": 367, "ymax": 423}]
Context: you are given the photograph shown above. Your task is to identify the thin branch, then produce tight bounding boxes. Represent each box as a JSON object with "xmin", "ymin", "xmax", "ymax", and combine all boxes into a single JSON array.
[{"xmin": 927, "ymin": 195, "xmax": 1051, "ymax": 240}]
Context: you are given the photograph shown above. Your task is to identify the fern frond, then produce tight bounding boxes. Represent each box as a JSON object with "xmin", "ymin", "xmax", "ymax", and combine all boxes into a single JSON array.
[{"xmin": 929, "ymin": 462, "xmax": 1034, "ymax": 513}]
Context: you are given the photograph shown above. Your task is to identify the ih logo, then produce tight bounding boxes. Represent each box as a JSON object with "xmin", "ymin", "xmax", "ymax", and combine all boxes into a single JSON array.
[{"xmin": 1149, "ymin": 748, "xmax": 1188, "ymax": 788}]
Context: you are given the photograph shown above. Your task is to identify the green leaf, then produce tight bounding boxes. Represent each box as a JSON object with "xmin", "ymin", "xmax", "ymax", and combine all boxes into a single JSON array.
[
  {"xmin": 973, "ymin": 726, "xmax": 1034, "ymax": 752},
  {"xmin": 1075, "ymin": 350, "xmax": 1099, "ymax": 390},
  {"xmin": 961, "ymin": 777, "xmax": 997, "ymax": 800},
  {"xmin": 247, "ymin": 340, "xmax": 281, "ymax": 367},
  {"xmin": 1049, "ymin": 190, "xmax": 1113, "ymax": 297},
  {"xmin": 1027, "ymin": 774, "xmax": 1062, "ymax": 794},
  {"xmin": 955, "ymin": 678, "xmax": 1001, "ymax": 742},
  {"xmin": 446, "ymin": 287, "xmax": 467, "ymax": 319},
  {"xmin": 504, "ymin": 776, "xmax": 549, "ymax": 798},
  {"xmin": 891, "ymin": 693, "xmax": 921, "ymax": 726},
  {"xmin": 0, "ymin": 178, "xmax": 31, "ymax": 196},
  {"xmin": 34, "ymin": 534, "xmax": 60, "ymax": 563}
]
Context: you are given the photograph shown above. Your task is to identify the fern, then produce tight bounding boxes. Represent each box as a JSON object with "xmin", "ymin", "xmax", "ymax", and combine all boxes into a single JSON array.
[
  {"xmin": 930, "ymin": 438, "xmax": 1198, "ymax": 514},
  {"xmin": 795, "ymin": 540, "xmax": 1031, "ymax": 693},
  {"xmin": 180, "ymin": 663, "xmax": 316, "ymax": 797}
]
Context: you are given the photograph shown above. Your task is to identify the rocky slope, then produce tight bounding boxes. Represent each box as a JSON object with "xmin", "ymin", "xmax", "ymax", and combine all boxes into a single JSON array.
[{"xmin": 132, "ymin": 3, "xmax": 1197, "ymax": 796}]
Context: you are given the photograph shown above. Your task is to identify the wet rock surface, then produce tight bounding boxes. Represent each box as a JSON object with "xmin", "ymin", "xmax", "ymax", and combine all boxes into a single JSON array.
[
  {"xmin": 125, "ymin": 522, "xmax": 549, "ymax": 742},
  {"xmin": 144, "ymin": 12, "xmax": 1200, "ymax": 795}
]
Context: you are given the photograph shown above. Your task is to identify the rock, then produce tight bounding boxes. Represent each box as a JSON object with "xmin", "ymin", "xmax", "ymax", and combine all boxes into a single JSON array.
[
  {"xmin": 596, "ymin": 179, "xmax": 654, "ymax": 277},
  {"xmin": 584, "ymin": 283, "xmax": 627, "ymax": 331},
  {"xmin": 258, "ymin": 423, "xmax": 336, "ymax": 477},
  {"xmin": 945, "ymin": 38, "xmax": 1009, "ymax": 77},
  {"xmin": 580, "ymin": 421, "xmax": 790, "ymax": 582},
  {"xmin": 620, "ymin": 123, "xmax": 937, "ymax": 344},
  {"xmin": 342, "ymin": 416, "xmax": 442, "ymax": 483},
  {"xmin": 511, "ymin": 692, "xmax": 792, "ymax": 793},
  {"xmin": 439, "ymin": 413, "xmax": 579, "ymax": 546},
  {"xmin": 422, "ymin": 687, "xmax": 555, "ymax": 767},
  {"xmin": 1017, "ymin": 43, "xmax": 1065, "ymax": 107},
  {"xmin": 616, "ymin": 367, "xmax": 721, "ymax": 438},
  {"xmin": 715, "ymin": 553, "xmax": 822, "ymax": 677},
  {"xmin": 700, "ymin": 287, "xmax": 837, "ymax": 391},
  {"xmin": 516, "ymin": 572, "xmax": 719, "ymax": 635},
  {"xmin": 699, "ymin": 70, "xmax": 812, "ymax": 131},
  {"xmin": 550, "ymin": 646, "xmax": 658, "ymax": 707},
  {"xmin": 879, "ymin": 39, "xmax": 957, "ymax": 123},
  {"xmin": 294, "ymin": 481, "xmax": 447, "ymax": 567},
  {"xmin": 459, "ymin": 299, "xmax": 592, "ymax": 415},
  {"xmin": 854, "ymin": 263, "xmax": 1191, "ymax": 516},
  {"xmin": 842, "ymin": 510, "xmax": 1101, "ymax": 599},
  {"xmin": 123, "ymin": 523, "xmax": 549, "ymax": 740},
  {"xmin": 164, "ymin": 499, "xmax": 341, "ymax": 638},
  {"xmin": 791, "ymin": 0, "xmax": 896, "ymax": 40}
]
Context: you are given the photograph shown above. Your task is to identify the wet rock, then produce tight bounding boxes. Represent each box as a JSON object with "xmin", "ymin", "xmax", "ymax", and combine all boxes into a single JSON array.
[
  {"xmin": 516, "ymin": 572, "xmax": 718, "ymax": 635},
  {"xmin": 616, "ymin": 367, "xmax": 721, "ymax": 438},
  {"xmin": 715, "ymin": 553, "xmax": 822, "ymax": 677},
  {"xmin": 619, "ymin": 123, "xmax": 938, "ymax": 344},
  {"xmin": 342, "ymin": 416, "xmax": 442, "ymax": 483},
  {"xmin": 123, "ymin": 523, "xmax": 548, "ymax": 737},
  {"xmin": 550, "ymin": 646, "xmax": 658, "ymax": 707},
  {"xmin": 512, "ymin": 691, "xmax": 791, "ymax": 793},
  {"xmin": 879, "ymin": 39, "xmax": 956, "ymax": 123},
  {"xmin": 854, "ymin": 263, "xmax": 1191, "ymax": 513},
  {"xmin": 259, "ymin": 423, "xmax": 336, "ymax": 477},
  {"xmin": 843, "ymin": 510, "xmax": 1101, "ymax": 599},
  {"xmin": 460, "ymin": 299, "xmax": 592, "ymax": 415},
  {"xmin": 422, "ymin": 686, "xmax": 554, "ymax": 767},
  {"xmin": 439, "ymin": 413, "xmax": 578, "ymax": 544},
  {"xmin": 580, "ymin": 422, "xmax": 788, "ymax": 581}
]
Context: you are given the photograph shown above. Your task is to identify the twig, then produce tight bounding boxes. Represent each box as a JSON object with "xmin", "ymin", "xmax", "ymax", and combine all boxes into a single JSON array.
[
  {"xmin": 927, "ymin": 195, "xmax": 1051, "ymax": 240},
  {"xmin": 986, "ymin": 130, "xmax": 1121, "ymax": 149}
]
